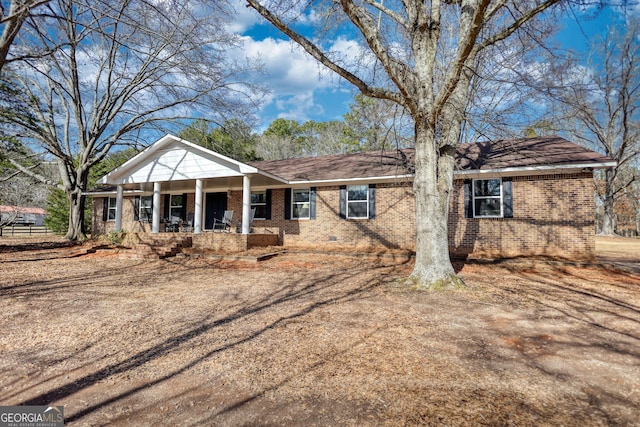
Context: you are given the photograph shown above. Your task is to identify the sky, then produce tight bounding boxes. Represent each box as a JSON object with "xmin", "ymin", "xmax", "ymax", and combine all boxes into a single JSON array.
[{"xmin": 228, "ymin": 1, "xmax": 639, "ymax": 132}]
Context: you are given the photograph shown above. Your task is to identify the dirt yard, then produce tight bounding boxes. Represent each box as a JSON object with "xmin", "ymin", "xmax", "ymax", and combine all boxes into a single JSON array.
[{"xmin": 1, "ymin": 236, "xmax": 639, "ymax": 426}]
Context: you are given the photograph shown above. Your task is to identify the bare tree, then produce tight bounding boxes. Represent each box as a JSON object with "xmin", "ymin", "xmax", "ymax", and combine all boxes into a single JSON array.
[
  {"xmin": 245, "ymin": 0, "xmax": 563, "ymax": 288},
  {"xmin": 0, "ymin": 0, "xmax": 262, "ymax": 241},
  {"xmin": 542, "ymin": 17, "xmax": 639, "ymax": 235},
  {"xmin": 0, "ymin": 0, "xmax": 49, "ymax": 72}
]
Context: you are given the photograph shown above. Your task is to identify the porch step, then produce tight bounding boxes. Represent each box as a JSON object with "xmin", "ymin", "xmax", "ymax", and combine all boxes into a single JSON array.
[{"xmin": 124, "ymin": 235, "xmax": 193, "ymax": 259}]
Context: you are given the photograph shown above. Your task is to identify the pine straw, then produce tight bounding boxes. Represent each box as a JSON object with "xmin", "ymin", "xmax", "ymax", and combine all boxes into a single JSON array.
[{"xmin": 1, "ymin": 239, "xmax": 639, "ymax": 426}]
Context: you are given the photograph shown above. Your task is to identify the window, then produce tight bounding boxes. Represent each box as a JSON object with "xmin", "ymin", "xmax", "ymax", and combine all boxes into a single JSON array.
[
  {"xmin": 251, "ymin": 191, "xmax": 267, "ymax": 220},
  {"xmin": 473, "ymin": 179, "xmax": 502, "ymax": 217},
  {"xmin": 292, "ymin": 188, "xmax": 310, "ymax": 219},
  {"xmin": 139, "ymin": 196, "xmax": 152, "ymax": 223},
  {"xmin": 107, "ymin": 197, "xmax": 117, "ymax": 221},
  {"xmin": 170, "ymin": 194, "xmax": 183, "ymax": 223},
  {"xmin": 347, "ymin": 185, "xmax": 369, "ymax": 219},
  {"xmin": 339, "ymin": 184, "xmax": 375, "ymax": 220}
]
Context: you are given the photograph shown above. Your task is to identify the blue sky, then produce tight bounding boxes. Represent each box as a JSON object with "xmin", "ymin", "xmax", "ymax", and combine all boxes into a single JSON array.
[{"xmin": 229, "ymin": 1, "xmax": 638, "ymax": 132}]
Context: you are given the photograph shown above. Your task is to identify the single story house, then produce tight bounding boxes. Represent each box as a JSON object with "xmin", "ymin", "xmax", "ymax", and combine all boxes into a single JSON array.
[
  {"xmin": 92, "ymin": 134, "xmax": 615, "ymax": 260},
  {"xmin": 0, "ymin": 205, "xmax": 47, "ymax": 226}
]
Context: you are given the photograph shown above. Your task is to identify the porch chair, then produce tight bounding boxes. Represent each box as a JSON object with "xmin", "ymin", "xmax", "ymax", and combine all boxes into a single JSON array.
[
  {"xmin": 212, "ymin": 210, "xmax": 234, "ymax": 232},
  {"xmin": 236, "ymin": 207, "xmax": 256, "ymax": 233},
  {"xmin": 180, "ymin": 212, "xmax": 194, "ymax": 232}
]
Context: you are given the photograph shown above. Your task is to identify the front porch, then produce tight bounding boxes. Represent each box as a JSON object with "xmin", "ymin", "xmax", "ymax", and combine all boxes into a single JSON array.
[{"xmin": 93, "ymin": 134, "xmax": 288, "ymax": 239}]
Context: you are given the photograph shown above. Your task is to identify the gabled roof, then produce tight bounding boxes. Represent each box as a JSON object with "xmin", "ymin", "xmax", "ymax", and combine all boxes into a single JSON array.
[
  {"xmin": 98, "ymin": 134, "xmax": 267, "ymax": 185},
  {"xmin": 249, "ymin": 136, "xmax": 615, "ymax": 182}
]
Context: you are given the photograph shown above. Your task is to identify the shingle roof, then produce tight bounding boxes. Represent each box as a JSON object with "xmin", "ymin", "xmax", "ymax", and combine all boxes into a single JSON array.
[
  {"xmin": 250, "ymin": 150, "xmax": 414, "ymax": 182},
  {"xmin": 249, "ymin": 136, "xmax": 614, "ymax": 182},
  {"xmin": 455, "ymin": 136, "xmax": 613, "ymax": 170}
]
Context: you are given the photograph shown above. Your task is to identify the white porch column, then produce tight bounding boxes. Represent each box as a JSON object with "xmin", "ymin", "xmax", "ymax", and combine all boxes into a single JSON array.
[
  {"xmin": 115, "ymin": 185, "xmax": 124, "ymax": 231},
  {"xmin": 242, "ymin": 175, "xmax": 251, "ymax": 234},
  {"xmin": 194, "ymin": 179, "xmax": 203, "ymax": 234},
  {"xmin": 152, "ymin": 182, "xmax": 161, "ymax": 233}
]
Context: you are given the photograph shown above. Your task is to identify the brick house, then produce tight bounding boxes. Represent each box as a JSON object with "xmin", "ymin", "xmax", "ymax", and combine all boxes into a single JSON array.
[{"xmin": 92, "ymin": 134, "xmax": 615, "ymax": 259}]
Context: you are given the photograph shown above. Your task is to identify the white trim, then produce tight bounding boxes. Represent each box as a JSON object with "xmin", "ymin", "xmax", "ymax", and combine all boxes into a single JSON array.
[
  {"xmin": 98, "ymin": 134, "xmax": 263, "ymax": 185},
  {"xmin": 242, "ymin": 175, "xmax": 251, "ymax": 234},
  {"xmin": 152, "ymin": 182, "xmax": 161, "ymax": 233},
  {"xmin": 291, "ymin": 188, "xmax": 311, "ymax": 220},
  {"xmin": 194, "ymin": 179, "xmax": 203, "ymax": 234},
  {"xmin": 346, "ymin": 184, "xmax": 370, "ymax": 219},
  {"xmin": 472, "ymin": 178, "xmax": 503, "ymax": 218},
  {"xmin": 106, "ymin": 197, "xmax": 117, "ymax": 222},
  {"xmin": 454, "ymin": 161, "xmax": 617, "ymax": 179},
  {"xmin": 250, "ymin": 190, "xmax": 267, "ymax": 221}
]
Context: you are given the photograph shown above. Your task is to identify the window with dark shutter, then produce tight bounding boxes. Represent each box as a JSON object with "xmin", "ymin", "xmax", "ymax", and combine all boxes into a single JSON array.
[
  {"xmin": 291, "ymin": 188, "xmax": 311, "ymax": 219},
  {"xmin": 102, "ymin": 198, "xmax": 109, "ymax": 221},
  {"xmin": 284, "ymin": 189, "xmax": 291, "ymax": 220},
  {"xmin": 339, "ymin": 186, "xmax": 346, "ymax": 219},
  {"xmin": 265, "ymin": 189, "xmax": 272, "ymax": 220},
  {"xmin": 503, "ymin": 178, "xmax": 513, "ymax": 218},
  {"xmin": 309, "ymin": 187, "xmax": 316, "ymax": 220},
  {"xmin": 368, "ymin": 184, "xmax": 376, "ymax": 219},
  {"xmin": 134, "ymin": 196, "xmax": 140, "ymax": 221},
  {"xmin": 464, "ymin": 180, "xmax": 472, "ymax": 218},
  {"xmin": 471, "ymin": 178, "xmax": 510, "ymax": 218},
  {"xmin": 164, "ymin": 194, "xmax": 170, "ymax": 220}
]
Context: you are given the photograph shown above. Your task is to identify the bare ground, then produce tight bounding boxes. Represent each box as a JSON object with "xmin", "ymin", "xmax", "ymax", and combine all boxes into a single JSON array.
[{"xmin": 0, "ymin": 236, "xmax": 639, "ymax": 426}]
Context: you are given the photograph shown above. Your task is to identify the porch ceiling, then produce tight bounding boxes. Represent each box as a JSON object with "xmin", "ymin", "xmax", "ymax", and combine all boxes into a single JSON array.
[{"xmin": 119, "ymin": 173, "xmax": 285, "ymax": 193}]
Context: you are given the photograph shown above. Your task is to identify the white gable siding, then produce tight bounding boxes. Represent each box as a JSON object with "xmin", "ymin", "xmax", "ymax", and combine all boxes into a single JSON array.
[{"xmin": 115, "ymin": 143, "xmax": 244, "ymax": 184}]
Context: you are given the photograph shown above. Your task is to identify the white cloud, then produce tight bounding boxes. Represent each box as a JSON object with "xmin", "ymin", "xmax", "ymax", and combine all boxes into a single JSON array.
[
  {"xmin": 225, "ymin": 4, "xmax": 370, "ymax": 125},
  {"xmin": 226, "ymin": 0, "xmax": 316, "ymax": 33},
  {"xmin": 225, "ymin": 0, "xmax": 264, "ymax": 33},
  {"xmin": 235, "ymin": 35, "xmax": 350, "ymax": 122}
]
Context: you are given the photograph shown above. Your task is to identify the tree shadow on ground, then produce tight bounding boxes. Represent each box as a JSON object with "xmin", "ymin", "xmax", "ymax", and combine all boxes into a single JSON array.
[{"xmin": 16, "ymin": 259, "xmax": 399, "ymax": 424}]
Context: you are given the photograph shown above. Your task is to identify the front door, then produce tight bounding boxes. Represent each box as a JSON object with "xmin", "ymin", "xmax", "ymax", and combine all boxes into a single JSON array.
[{"xmin": 205, "ymin": 192, "xmax": 227, "ymax": 230}]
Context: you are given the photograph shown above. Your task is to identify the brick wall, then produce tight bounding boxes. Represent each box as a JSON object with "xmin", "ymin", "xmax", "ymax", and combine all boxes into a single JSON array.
[
  {"xmin": 448, "ymin": 172, "xmax": 595, "ymax": 260},
  {"xmin": 235, "ymin": 182, "xmax": 416, "ymax": 250},
  {"xmin": 93, "ymin": 171, "xmax": 596, "ymax": 259}
]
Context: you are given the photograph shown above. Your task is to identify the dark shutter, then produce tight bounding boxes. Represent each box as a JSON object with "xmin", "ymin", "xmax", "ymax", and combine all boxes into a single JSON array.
[
  {"xmin": 134, "ymin": 196, "xmax": 140, "ymax": 221},
  {"xmin": 339, "ymin": 185, "xmax": 346, "ymax": 219},
  {"xmin": 503, "ymin": 178, "xmax": 513, "ymax": 218},
  {"xmin": 368, "ymin": 184, "xmax": 376, "ymax": 219},
  {"xmin": 265, "ymin": 189, "xmax": 272, "ymax": 220},
  {"xmin": 181, "ymin": 193, "xmax": 187, "ymax": 220},
  {"xmin": 284, "ymin": 189, "xmax": 291, "ymax": 219},
  {"xmin": 310, "ymin": 187, "xmax": 317, "ymax": 220},
  {"xmin": 102, "ymin": 198, "xmax": 108, "ymax": 221},
  {"xmin": 164, "ymin": 194, "xmax": 170, "ymax": 219},
  {"xmin": 464, "ymin": 180, "xmax": 472, "ymax": 218}
]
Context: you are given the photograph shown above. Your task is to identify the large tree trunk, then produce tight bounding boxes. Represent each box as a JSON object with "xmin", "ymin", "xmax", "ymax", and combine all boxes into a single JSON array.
[
  {"xmin": 65, "ymin": 187, "xmax": 86, "ymax": 242},
  {"xmin": 409, "ymin": 121, "xmax": 464, "ymax": 289},
  {"xmin": 600, "ymin": 196, "xmax": 616, "ymax": 236},
  {"xmin": 65, "ymin": 190, "xmax": 85, "ymax": 241},
  {"xmin": 600, "ymin": 170, "xmax": 616, "ymax": 235}
]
